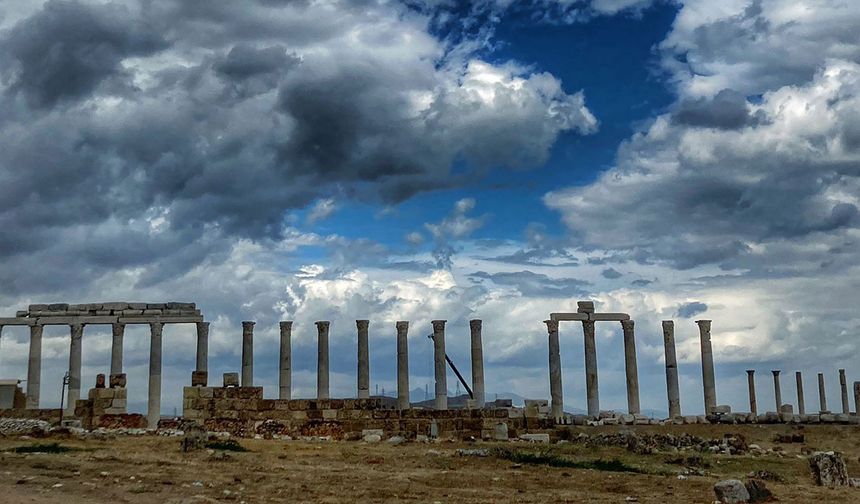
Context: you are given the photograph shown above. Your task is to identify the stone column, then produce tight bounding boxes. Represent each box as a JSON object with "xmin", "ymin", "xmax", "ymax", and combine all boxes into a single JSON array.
[
  {"xmin": 316, "ymin": 321, "xmax": 330, "ymax": 400},
  {"xmin": 582, "ymin": 320, "xmax": 599, "ymax": 418},
  {"xmin": 241, "ymin": 321, "xmax": 254, "ymax": 387},
  {"xmin": 26, "ymin": 325, "xmax": 43, "ymax": 409},
  {"xmin": 796, "ymin": 371, "xmax": 805, "ymax": 415},
  {"xmin": 839, "ymin": 369, "xmax": 849, "ymax": 415},
  {"xmin": 110, "ymin": 323, "xmax": 124, "ymax": 375},
  {"xmin": 746, "ymin": 370, "xmax": 757, "ymax": 416},
  {"xmin": 662, "ymin": 321, "xmax": 681, "ymax": 418},
  {"xmin": 545, "ymin": 319, "xmax": 563, "ymax": 421},
  {"xmin": 195, "ymin": 321, "xmax": 209, "ymax": 377},
  {"xmin": 470, "ymin": 319, "xmax": 485, "ymax": 409},
  {"xmin": 621, "ymin": 320, "xmax": 640, "ymax": 415},
  {"xmin": 279, "ymin": 321, "xmax": 292, "ymax": 400},
  {"xmin": 396, "ymin": 321, "xmax": 409, "ymax": 409},
  {"xmin": 772, "ymin": 370, "xmax": 782, "ymax": 412},
  {"xmin": 67, "ymin": 324, "xmax": 84, "ymax": 415},
  {"xmin": 356, "ymin": 320, "xmax": 370, "ymax": 399},
  {"xmin": 432, "ymin": 320, "xmax": 447, "ymax": 410},
  {"xmin": 696, "ymin": 320, "xmax": 717, "ymax": 415},
  {"xmin": 854, "ymin": 381, "xmax": 860, "ymax": 416},
  {"xmin": 147, "ymin": 322, "xmax": 163, "ymax": 429},
  {"xmin": 818, "ymin": 373, "xmax": 828, "ymax": 413}
]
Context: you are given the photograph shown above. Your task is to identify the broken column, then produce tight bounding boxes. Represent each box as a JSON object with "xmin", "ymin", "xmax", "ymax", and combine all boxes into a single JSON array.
[
  {"xmin": 582, "ymin": 319, "xmax": 599, "ymax": 418},
  {"xmin": 621, "ymin": 319, "xmax": 640, "ymax": 415},
  {"xmin": 110, "ymin": 323, "xmax": 124, "ymax": 376},
  {"xmin": 662, "ymin": 321, "xmax": 681, "ymax": 418},
  {"xmin": 316, "ymin": 321, "xmax": 330, "ymax": 400},
  {"xmin": 470, "ymin": 319, "xmax": 485, "ymax": 409},
  {"xmin": 772, "ymin": 370, "xmax": 782, "ymax": 412},
  {"xmin": 546, "ymin": 319, "xmax": 563, "ymax": 421},
  {"xmin": 67, "ymin": 323, "xmax": 84, "ymax": 415},
  {"xmin": 696, "ymin": 320, "xmax": 717, "ymax": 415},
  {"xmin": 195, "ymin": 321, "xmax": 209, "ymax": 383},
  {"xmin": 818, "ymin": 373, "xmax": 828, "ymax": 413},
  {"xmin": 796, "ymin": 371, "xmax": 805, "ymax": 415},
  {"xmin": 839, "ymin": 369, "xmax": 849, "ymax": 415},
  {"xmin": 747, "ymin": 370, "xmax": 757, "ymax": 416},
  {"xmin": 432, "ymin": 320, "xmax": 447, "ymax": 410},
  {"xmin": 396, "ymin": 321, "xmax": 409, "ymax": 410},
  {"xmin": 241, "ymin": 321, "xmax": 254, "ymax": 387},
  {"xmin": 356, "ymin": 320, "xmax": 370, "ymax": 399},
  {"xmin": 279, "ymin": 321, "xmax": 292, "ymax": 400},
  {"xmin": 26, "ymin": 324, "xmax": 43, "ymax": 409},
  {"xmin": 147, "ymin": 322, "xmax": 163, "ymax": 429}
]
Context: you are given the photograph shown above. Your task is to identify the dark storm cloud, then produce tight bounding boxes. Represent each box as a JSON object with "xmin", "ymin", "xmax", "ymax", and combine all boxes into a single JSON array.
[
  {"xmin": 676, "ymin": 301, "xmax": 707, "ymax": 318},
  {"xmin": 601, "ymin": 267, "xmax": 622, "ymax": 279},
  {"xmin": 469, "ymin": 270, "xmax": 591, "ymax": 297},
  {"xmin": 672, "ymin": 89, "xmax": 766, "ymax": 130}
]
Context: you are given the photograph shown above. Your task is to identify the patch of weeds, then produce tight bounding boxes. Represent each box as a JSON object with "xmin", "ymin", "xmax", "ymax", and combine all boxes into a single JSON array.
[
  {"xmin": 664, "ymin": 455, "xmax": 710, "ymax": 468},
  {"xmin": 13, "ymin": 443, "xmax": 74, "ymax": 454},
  {"xmin": 204, "ymin": 440, "xmax": 247, "ymax": 452},
  {"xmin": 492, "ymin": 448, "xmax": 643, "ymax": 473}
]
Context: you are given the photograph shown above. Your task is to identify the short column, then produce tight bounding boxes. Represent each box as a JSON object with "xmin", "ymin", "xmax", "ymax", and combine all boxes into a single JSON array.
[
  {"xmin": 772, "ymin": 370, "xmax": 782, "ymax": 412},
  {"xmin": 110, "ymin": 323, "xmax": 125, "ymax": 375},
  {"xmin": 621, "ymin": 319, "xmax": 640, "ymax": 414},
  {"xmin": 662, "ymin": 321, "xmax": 681, "ymax": 418},
  {"xmin": 67, "ymin": 324, "xmax": 84, "ymax": 415},
  {"xmin": 279, "ymin": 321, "xmax": 292, "ymax": 400},
  {"xmin": 546, "ymin": 319, "xmax": 563, "ymax": 421},
  {"xmin": 316, "ymin": 321, "xmax": 330, "ymax": 400},
  {"xmin": 195, "ymin": 322, "xmax": 209, "ymax": 377},
  {"xmin": 746, "ymin": 370, "xmax": 757, "ymax": 416},
  {"xmin": 241, "ymin": 321, "xmax": 254, "ymax": 387},
  {"xmin": 26, "ymin": 325, "xmax": 43, "ymax": 409},
  {"xmin": 147, "ymin": 322, "xmax": 164, "ymax": 429},
  {"xmin": 582, "ymin": 320, "xmax": 599, "ymax": 418},
  {"xmin": 470, "ymin": 319, "xmax": 485, "ymax": 409},
  {"xmin": 818, "ymin": 373, "xmax": 828, "ymax": 413},
  {"xmin": 432, "ymin": 320, "xmax": 447, "ymax": 410},
  {"xmin": 696, "ymin": 320, "xmax": 717, "ymax": 415},
  {"xmin": 356, "ymin": 320, "xmax": 370, "ymax": 399},
  {"xmin": 396, "ymin": 321, "xmax": 410, "ymax": 409},
  {"xmin": 796, "ymin": 371, "xmax": 805, "ymax": 415},
  {"xmin": 839, "ymin": 369, "xmax": 849, "ymax": 415}
]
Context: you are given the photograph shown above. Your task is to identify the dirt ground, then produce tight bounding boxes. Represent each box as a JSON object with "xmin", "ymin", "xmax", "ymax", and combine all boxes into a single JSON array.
[{"xmin": 1, "ymin": 424, "xmax": 859, "ymax": 503}]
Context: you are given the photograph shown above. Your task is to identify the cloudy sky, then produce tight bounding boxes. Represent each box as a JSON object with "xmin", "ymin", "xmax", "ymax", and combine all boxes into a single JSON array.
[{"xmin": 1, "ymin": 0, "xmax": 859, "ymax": 416}]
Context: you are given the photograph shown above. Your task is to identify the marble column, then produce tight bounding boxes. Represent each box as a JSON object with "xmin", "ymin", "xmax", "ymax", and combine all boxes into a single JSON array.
[
  {"xmin": 746, "ymin": 370, "xmax": 757, "ymax": 416},
  {"xmin": 839, "ymin": 369, "xmax": 849, "ymax": 415},
  {"xmin": 241, "ymin": 321, "xmax": 254, "ymax": 387},
  {"xmin": 396, "ymin": 321, "xmax": 409, "ymax": 409},
  {"xmin": 316, "ymin": 321, "xmax": 330, "ymax": 400},
  {"xmin": 279, "ymin": 321, "xmax": 292, "ymax": 400},
  {"xmin": 662, "ymin": 321, "xmax": 681, "ymax": 418},
  {"xmin": 696, "ymin": 320, "xmax": 717, "ymax": 415},
  {"xmin": 818, "ymin": 373, "xmax": 828, "ymax": 413},
  {"xmin": 195, "ymin": 322, "xmax": 209, "ymax": 378},
  {"xmin": 470, "ymin": 319, "xmax": 485, "ymax": 409},
  {"xmin": 796, "ymin": 371, "xmax": 805, "ymax": 415},
  {"xmin": 854, "ymin": 381, "xmax": 860, "ymax": 416},
  {"xmin": 110, "ymin": 323, "xmax": 124, "ymax": 376},
  {"xmin": 432, "ymin": 320, "xmax": 447, "ymax": 410},
  {"xmin": 357, "ymin": 320, "xmax": 370, "ymax": 399},
  {"xmin": 772, "ymin": 370, "xmax": 782, "ymax": 412},
  {"xmin": 147, "ymin": 322, "xmax": 163, "ymax": 429},
  {"xmin": 582, "ymin": 320, "xmax": 599, "ymax": 418},
  {"xmin": 26, "ymin": 324, "xmax": 43, "ymax": 409},
  {"xmin": 67, "ymin": 324, "xmax": 84, "ymax": 415},
  {"xmin": 545, "ymin": 319, "xmax": 563, "ymax": 421},
  {"xmin": 621, "ymin": 320, "xmax": 640, "ymax": 415}
]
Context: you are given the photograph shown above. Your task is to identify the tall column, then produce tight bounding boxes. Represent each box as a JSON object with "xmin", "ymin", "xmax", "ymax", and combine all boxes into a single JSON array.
[
  {"xmin": 696, "ymin": 320, "xmax": 717, "ymax": 415},
  {"xmin": 67, "ymin": 324, "xmax": 84, "ymax": 415},
  {"xmin": 432, "ymin": 320, "xmax": 447, "ymax": 410},
  {"xmin": 241, "ymin": 321, "xmax": 254, "ymax": 387},
  {"xmin": 772, "ymin": 370, "xmax": 782, "ymax": 412},
  {"xmin": 796, "ymin": 371, "xmax": 805, "ymax": 415},
  {"xmin": 396, "ymin": 321, "xmax": 409, "ymax": 409},
  {"xmin": 545, "ymin": 319, "xmax": 563, "ymax": 421},
  {"xmin": 854, "ymin": 381, "xmax": 860, "ymax": 416},
  {"xmin": 195, "ymin": 321, "xmax": 209, "ymax": 377},
  {"xmin": 110, "ymin": 323, "xmax": 124, "ymax": 375},
  {"xmin": 279, "ymin": 321, "xmax": 292, "ymax": 400},
  {"xmin": 582, "ymin": 320, "xmax": 599, "ymax": 418},
  {"xmin": 621, "ymin": 320, "xmax": 640, "ymax": 414},
  {"xmin": 470, "ymin": 319, "xmax": 485, "ymax": 409},
  {"xmin": 26, "ymin": 325, "xmax": 43, "ymax": 409},
  {"xmin": 746, "ymin": 370, "xmax": 757, "ymax": 416},
  {"xmin": 316, "ymin": 321, "xmax": 330, "ymax": 400},
  {"xmin": 356, "ymin": 320, "xmax": 370, "ymax": 399},
  {"xmin": 147, "ymin": 322, "xmax": 163, "ymax": 429},
  {"xmin": 839, "ymin": 369, "xmax": 849, "ymax": 415},
  {"xmin": 662, "ymin": 321, "xmax": 681, "ymax": 418},
  {"xmin": 818, "ymin": 373, "xmax": 828, "ymax": 413}
]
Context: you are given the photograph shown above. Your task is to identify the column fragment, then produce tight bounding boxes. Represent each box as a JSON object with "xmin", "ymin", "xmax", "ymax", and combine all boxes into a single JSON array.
[
  {"xmin": 546, "ymin": 319, "xmax": 563, "ymax": 421},
  {"xmin": 432, "ymin": 320, "xmax": 447, "ymax": 410},
  {"xmin": 357, "ymin": 320, "xmax": 370, "ymax": 399},
  {"xmin": 839, "ymin": 369, "xmax": 849, "ymax": 415},
  {"xmin": 621, "ymin": 320, "xmax": 640, "ymax": 414},
  {"xmin": 67, "ymin": 324, "xmax": 84, "ymax": 415},
  {"xmin": 697, "ymin": 320, "xmax": 717, "ymax": 415},
  {"xmin": 662, "ymin": 321, "xmax": 681, "ymax": 418},
  {"xmin": 796, "ymin": 372, "xmax": 805, "ymax": 415},
  {"xmin": 110, "ymin": 323, "xmax": 125, "ymax": 376},
  {"xmin": 147, "ymin": 322, "xmax": 163, "ymax": 429},
  {"xmin": 582, "ymin": 320, "xmax": 599, "ymax": 418},
  {"xmin": 26, "ymin": 325, "xmax": 43, "ymax": 409},
  {"xmin": 396, "ymin": 321, "xmax": 409, "ymax": 410},
  {"xmin": 747, "ymin": 370, "xmax": 757, "ymax": 417},
  {"xmin": 316, "ymin": 321, "xmax": 330, "ymax": 400},
  {"xmin": 818, "ymin": 373, "xmax": 828, "ymax": 413},
  {"xmin": 470, "ymin": 319, "xmax": 485, "ymax": 409},
  {"xmin": 279, "ymin": 322, "xmax": 292, "ymax": 400},
  {"xmin": 241, "ymin": 321, "xmax": 254, "ymax": 387}
]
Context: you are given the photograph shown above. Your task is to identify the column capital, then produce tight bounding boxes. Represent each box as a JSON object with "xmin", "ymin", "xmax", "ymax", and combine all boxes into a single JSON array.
[
  {"xmin": 197, "ymin": 320, "xmax": 210, "ymax": 328},
  {"xmin": 469, "ymin": 319, "xmax": 482, "ymax": 330},
  {"xmin": 661, "ymin": 320, "xmax": 674, "ymax": 328},
  {"xmin": 746, "ymin": 369, "xmax": 756, "ymax": 375},
  {"xmin": 396, "ymin": 321, "xmax": 409, "ymax": 331},
  {"xmin": 621, "ymin": 319, "xmax": 635, "ymax": 330},
  {"xmin": 356, "ymin": 319, "xmax": 370, "ymax": 329},
  {"xmin": 315, "ymin": 320, "xmax": 330, "ymax": 330},
  {"xmin": 543, "ymin": 319, "xmax": 559, "ymax": 332},
  {"xmin": 149, "ymin": 321, "xmax": 163, "ymax": 333},
  {"xmin": 279, "ymin": 320, "xmax": 293, "ymax": 330},
  {"xmin": 771, "ymin": 370, "xmax": 781, "ymax": 376},
  {"xmin": 242, "ymin": 320, "xmax": 255, "ymax": 329},
  {"xmin": 431, "ymin": 320, "xmax": 446, "ymax": 330},
  {"xmin": 695, "ymin": 319, "xmax": 712, "ymax": 329}
]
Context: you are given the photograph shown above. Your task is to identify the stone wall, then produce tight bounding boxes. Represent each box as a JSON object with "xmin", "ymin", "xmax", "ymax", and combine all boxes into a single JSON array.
[
  {"xmin": 75, "ymin": 384, "xmax": 146, "ymax": 430},
  {"xmin": 0, "ymin": 408, "xmax": 61, "ymax": 423}
]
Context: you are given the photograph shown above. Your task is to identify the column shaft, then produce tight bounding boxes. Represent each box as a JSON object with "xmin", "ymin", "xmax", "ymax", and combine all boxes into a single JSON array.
[
  {"xmin": 546, "ymin": 319, "xmax": 563, "ymax": 421},
  {"xmin": 279, "ymin": 322, "xmax": 292, "ymax": 400},
  {"xmin": 839, "ymin": 369, "xmax": 849, "ymax": 415},
  {"xmin": 396, "ymin": 321, "xmax": 409, "ymax": 409},
  {"xmin": 67, "ymin": 324, "xmax": 84, "ymax": 415},
  {"xmin": 796, "ymin": 372, "xmax": 805, "ymax": 415},
  {"xmin": 316, "ymin": 321, "xmax": 330, "ymax": 400},
  {"xmin": 582, "ymin": 320, "xmax": 599, "ymax": 417},
  {"xmin": 432, "ymin": 320, "xmax": 447, "ymax": 410},
  {"xmin": 357, "ymin": 320, "xmax": 370, "ymax": 399},
  {"xmin": 110, "ymin": 323, "xmax": 124, "ymax": 376},
  {"xmin": 195, "ymin": 322, "xmax": 209, "ymax": 375},
  {"xmin": 746, "ymin": 370, "xmax": 757, "ymax": 416},
  {"xmin": 697, "ymin": 320, "xmax": 717, "ymax": 415},
  {"xmin": 662, "ymin": 321, "xmax": 681, "ymax": 418},
  {"xmin": 241, "ymin": 321, "xmax": 254, "ymax": 387},
  {"xmin": 854, "ymin": 381, "xmax": 860, "ymax": 416},
  {"xmin": 621, "ymin": 320, "xmax": 640, "ymax": 414},
  {"xmin": 26, "ymin": 325, "xmax": 43, "ymax": 409},
  {"xmin": 470, "ymin": 319, "xmax": 485, "ymax": 408},
  {"xmin": 772, "ymin": 370, "xmax": 782, "ymax": 412},
  {"xmin": 147, "ymin": 322, "xmax": 163, "ymax": 429},
  {"xmin": 818, "ymin": 373, "xmax": 828, "ymax": 412}
]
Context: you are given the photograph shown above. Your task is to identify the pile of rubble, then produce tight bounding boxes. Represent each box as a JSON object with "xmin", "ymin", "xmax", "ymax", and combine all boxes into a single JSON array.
[{"xmin": 568, "ymin": 431, "xmax": 748, "ymax": 455}]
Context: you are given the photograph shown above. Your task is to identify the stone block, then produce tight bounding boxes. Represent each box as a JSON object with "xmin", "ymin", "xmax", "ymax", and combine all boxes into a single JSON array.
[
  {"xmin": 29, "ymin": 304, "xmax": 49, "ymax": 311},
  {"xmin": 37, "ymin": 315, "xmax": 119, "ymax": 325},
  {"xmin": 199, "ymin": 387, "xmax": 214, "ymax": 398},
  {"xmin": 128, "ymin": 303, "xmax": 147, "ymax": 310},
  {"xmin": 712, "ymin": 405, "xmax": 732, "ymax": 414},
  {"xmin": 809, "ymin": 451, "xmax": 849, "ymax": 487},
  {"xmin": 0, "ymin": 317, "xmax": 35, "ymax": 326},
  {"xmin": 102, "ymin": 407, "xmax": 126, "ymax": 415},
  {"xmin": 95, "ymin": 374, "xmax": 106, "ymax": 388},
  {"xmin": 713, "ymin": 479, "xmax": 750, "ymax": 503},
  {"xmin": 122, "ymin": 309, "xmax": 144, "ymax": 316},
  {"xmin": 191, "ymin": 371, "xmax": 207, "ymax": 387},
  {"xmin": 223, "ymin": 372, "xmax": 240, "ymax": 387},
  {"xmin": 549, "ymin": 312, "xmax": 588, "ymax": 321},
  {"xmin": 112, "ymin": 387, "xmax": 127, "ymax": 399},
  {"xmin": 167, "ymin": 302, "xmax": 196, "ymax": 310},
  {"xmin": 111, "ymin": 399, "xmax": 127, "ymax": 409},
  {"xmin": 143, "ymin": 309, "xmax": 162, "ymax": 316},
  {"xmin": 184, "ymin": 386, "xmax": 200, "ymax": 399},
  {"xmin": 779, "ymin": 404, "xmax": 794, "ymax": 414},
  {"xmin": 589, "ymin": 313, "xmax": 631, "ymax": 321},
  {"xmin": 109, "ymin": 373, "xmax": 127, "ymax": 388},
  {"xmin": 15, "ymin": 310, "xmax": 28, "ymax": 317},
  {"xmin": 519, "ymin": 433, "xmax": 550, "ymax": 443},
  {"xmin": 48, "ymin": 303, "xmax": 69, "ymax": 311},
  {"xmin": 146, "ymin": 303, "xmax": 167, "ymax": 309},
  {"xmin": 576, "ymin": 301, "xmax": 595, "ymax": 313},
  {"xmin": 102, "ymin": 302, "xmax": 130, "ymax": 311}
]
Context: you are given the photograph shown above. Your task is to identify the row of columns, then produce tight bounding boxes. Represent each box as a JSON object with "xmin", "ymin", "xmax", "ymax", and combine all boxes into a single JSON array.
[{"xmin": 746, "ymin": 369, "xmax": 859, "ymax": 415}]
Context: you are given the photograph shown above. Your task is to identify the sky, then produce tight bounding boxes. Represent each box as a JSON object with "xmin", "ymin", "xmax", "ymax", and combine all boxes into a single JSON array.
[{"xmin": 0, "ymin": 0, "xmax": 859, "ymax": 417}]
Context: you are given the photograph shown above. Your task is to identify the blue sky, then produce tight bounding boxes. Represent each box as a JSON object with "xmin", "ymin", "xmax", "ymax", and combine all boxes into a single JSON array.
[{"xmin": 1, "ymin": 0, "xmax": 859, "ymax": 418}]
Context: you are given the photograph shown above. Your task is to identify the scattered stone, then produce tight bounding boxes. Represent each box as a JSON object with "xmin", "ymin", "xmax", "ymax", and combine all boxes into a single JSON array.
[
  {"xmin": 519, "ymin": 433, "xmax": 550, "ymax": 443},
  {"xmin": 362, "ymin": 434, "xmax": 381, "ymax": 443},
  {"xmin": 456, "ymin": 448, "xmax": 489, "ymax": 457},
  {"xmin": 387, "ymin": 436, "xmax": 405, "ymax": 445},
  {"xmin": 494, "ymin": 422, "xmax": 509, "ymax": 441},
  {"xmin": 809, "ymin": 451, "xmax": 849, "ymax": 487},
  {"xmin": 744, "ymin": 479, "xmax": 774, "ymax": 503},
  {"xmin": 714, "ymin": 479, "xmax": 750, "ymax": 503}
]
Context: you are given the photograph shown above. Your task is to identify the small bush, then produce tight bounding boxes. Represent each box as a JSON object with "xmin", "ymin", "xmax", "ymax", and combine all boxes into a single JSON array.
[
  {"xmin": 492, "ymin": 447, "xmax": 643, "ymax": 473},
  {"xmin": 204, "ymin": 439, "xmax": 247, "ymax": 452},
  {"xmin": 12, "ymin": 442, "xmax": 73, "ymax": 454}
]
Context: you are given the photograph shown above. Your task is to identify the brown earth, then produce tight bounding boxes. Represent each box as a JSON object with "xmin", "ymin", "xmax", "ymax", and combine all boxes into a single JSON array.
[{"xmin": 1, "ymin": 424, "xmax": 859, "ymax": 503}]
